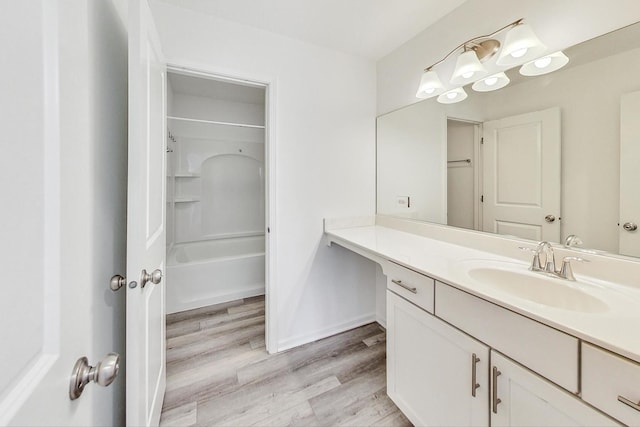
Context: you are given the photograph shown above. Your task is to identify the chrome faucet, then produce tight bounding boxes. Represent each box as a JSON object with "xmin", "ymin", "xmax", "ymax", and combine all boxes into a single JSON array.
[
  {"xmin": 565, "ymin": 234, "xmax": 583, "ymax": 248},
  {"xmin": 520, "ymin": 241, "xmax": 589, "ymax": 281}
]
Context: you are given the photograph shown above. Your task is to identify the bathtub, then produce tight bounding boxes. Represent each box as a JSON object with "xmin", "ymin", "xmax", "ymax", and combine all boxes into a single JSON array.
[{"xmin": 166, "ymin": 235, "xmax": 265, "ymax": 314}]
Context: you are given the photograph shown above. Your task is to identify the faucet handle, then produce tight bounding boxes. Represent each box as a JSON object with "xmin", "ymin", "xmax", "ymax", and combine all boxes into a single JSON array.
[
  {"xmin": 559, "ymin": 256, "xmax": 590, "ymax": 281},
  {"xmin": 519, "ymin": 246, "xmax": 542, "ymax": 271}
]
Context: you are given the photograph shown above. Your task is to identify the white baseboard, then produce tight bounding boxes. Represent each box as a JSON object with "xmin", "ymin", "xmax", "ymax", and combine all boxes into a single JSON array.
[
  {"xmin": 277, "ymin": 313, "xmax": 377, "ymax": 352},
  {"xmin": 167, "ymin": 285, "xmax": 265, "ymax": 314},
  {"xmin": 376, "ymin": 315, "xmax": 387, "ymax": 329}
]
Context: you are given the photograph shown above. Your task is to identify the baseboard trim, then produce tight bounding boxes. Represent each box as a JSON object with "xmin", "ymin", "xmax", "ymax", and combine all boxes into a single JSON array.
[
  {"xmin": 277, "ymin": 313, "xmax": 377, "ymax": 352},
  {"xmin": 167, "ymin": 286, "xmax": 265, "ymax": 314}
]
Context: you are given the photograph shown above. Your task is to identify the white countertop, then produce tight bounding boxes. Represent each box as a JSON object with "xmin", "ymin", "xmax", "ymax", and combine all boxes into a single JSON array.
[{"xmin": 326, "ymin": 223, "xmax": 640, "ymax": 364}]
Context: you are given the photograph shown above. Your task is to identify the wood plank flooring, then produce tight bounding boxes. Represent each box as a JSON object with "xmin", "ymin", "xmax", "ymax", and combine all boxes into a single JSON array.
[{"xmin": 160, "ymin": 296, "xmax": 411, "ymax": 427}]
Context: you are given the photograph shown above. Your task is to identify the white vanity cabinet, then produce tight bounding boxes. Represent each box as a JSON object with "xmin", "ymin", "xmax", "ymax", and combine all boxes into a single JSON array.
[
  {"xmin": 386, "ymin": 264, "xmax": 620, "ymax": 426},
  {"xmin": 387, "ymin": 290, "xmax": 490, "ymax": 426},
  {"xmin": 491, "ymin": 351, "xmax": 618, "ymax": 426},
  {"xmin": 582, "ymin": 343, "xmax": 640, "ymax": 426}
]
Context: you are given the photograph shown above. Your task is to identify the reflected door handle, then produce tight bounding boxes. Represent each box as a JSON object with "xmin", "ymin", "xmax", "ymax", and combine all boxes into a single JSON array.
[
  {"xmin": 623, "ymin": 222, "xmax": 638, "ymax": 232},
  {"xmin": 140, "ymin": 269, "xmax": 162, "ymax": 288},
  {"xmin": 545, "ymin": 215, "xmax": 556, "ymax": 223}
]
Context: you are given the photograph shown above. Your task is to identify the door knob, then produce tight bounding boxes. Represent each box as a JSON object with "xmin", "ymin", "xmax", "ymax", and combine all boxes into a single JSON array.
[
  {"xmin": 109, "ymin": 274, "xmax": 126, "ymax": 291},
  {"xmin": 623, "ymin": 222, "xmax": 638, "ymax": 232},
  {"xmin": 544, "ymin": 215, "xmax": 556, "ymax": 223},
  {"xmin": 140, "ymin": 268, "xmax": 162, "ymax": 288},
  {"xmin": 69, "ymin": 353, "xmax": 120, "ymax": 400}
]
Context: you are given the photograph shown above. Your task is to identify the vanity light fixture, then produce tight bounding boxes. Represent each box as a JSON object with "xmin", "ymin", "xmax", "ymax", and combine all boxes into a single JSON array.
[
  {"xmin": 450, "ymin": 49, "xmax": 488, "ymax": 85},
  {"xmin": 496, "ymin": 23, "xmax": 547, "ymax": 66},
  {"xmin": 520, "ymin": 51, "xmax": 569, "ymax": 76},
  {"xmin": 472, "ymin": 72, "xmax": 510, "ymax": 92},
  {"xmin": 437, "ymin": 87, "xmax": 468, "ymax": 104},
  {"xmin": 416, "ymin": 18, "xmax": 547, "ymax": 101},
  {"xmin": 416, "ymin": 70, "xmax": 445, "ymax": 98}
]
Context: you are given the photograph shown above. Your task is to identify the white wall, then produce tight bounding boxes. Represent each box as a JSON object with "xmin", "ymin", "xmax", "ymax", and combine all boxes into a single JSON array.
[
  {"xmin": 377, "ymin": 0, "xmax": 640, "ymax": 115},
  {"xmin": 377, "ymin": 100, "xmax": 447, "ymax": 222},
  {"xmin": 150, "ymin": 2, "xmax": 378, "ymax": 349}
]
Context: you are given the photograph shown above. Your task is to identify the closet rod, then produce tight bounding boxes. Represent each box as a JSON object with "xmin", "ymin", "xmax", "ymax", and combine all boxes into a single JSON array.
[
  {"xmin": 168, "ymin": 116, "xmax": 265, "ymax": 129},
  {"xmin": 447, "ymin": 159, "xmax": 471, "ymax": 164}
]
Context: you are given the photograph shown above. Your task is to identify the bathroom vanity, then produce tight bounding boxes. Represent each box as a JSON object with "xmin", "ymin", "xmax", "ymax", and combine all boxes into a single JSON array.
[{"xmin": 325, "ymin": 216, "xmax": 640, "ymax": 426}]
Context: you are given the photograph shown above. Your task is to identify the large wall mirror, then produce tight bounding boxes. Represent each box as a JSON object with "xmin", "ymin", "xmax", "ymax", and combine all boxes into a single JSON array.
[{"xmin": 377, "ymin": 21, "xmax": 640, "ymax": 258}]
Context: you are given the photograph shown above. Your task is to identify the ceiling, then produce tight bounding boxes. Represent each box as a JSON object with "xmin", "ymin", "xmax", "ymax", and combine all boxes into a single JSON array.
[{"xmin": 154, "ymin": 0, "xmax": 467, "ymax": 60}]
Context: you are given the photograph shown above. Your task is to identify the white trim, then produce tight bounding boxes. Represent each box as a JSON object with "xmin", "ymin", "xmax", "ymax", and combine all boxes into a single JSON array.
[
  {"xmin": 166, "ymin": 287, "xmax": 265, "ymax": 315},
  {"xmin": 277, "ymin": 313, "xmax": 377, "ymax": 352}
]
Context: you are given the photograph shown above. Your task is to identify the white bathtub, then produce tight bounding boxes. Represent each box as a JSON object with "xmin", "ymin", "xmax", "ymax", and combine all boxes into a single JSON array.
[{"xmin": 166, "ymin": 235, "xmax": 265, "ymax": 314}]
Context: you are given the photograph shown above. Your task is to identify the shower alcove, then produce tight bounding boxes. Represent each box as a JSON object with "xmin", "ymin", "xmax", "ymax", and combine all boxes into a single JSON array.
[{"xmin": 165, "ymin": 71, "xmax": 266, "ymax": 314}]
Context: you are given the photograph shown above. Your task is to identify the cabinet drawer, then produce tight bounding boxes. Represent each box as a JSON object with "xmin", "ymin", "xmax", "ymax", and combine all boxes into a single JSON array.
[
  {"xmin": 582, "ymin": 343, "xmax": 640, "ymax": 426},
  {"xmin": 435, "ymin": 281, "xmax": 579, "ymax": 393},
  {"xmin": 386, "ymin": 262, "xmax": 435, "ymax": 314}
]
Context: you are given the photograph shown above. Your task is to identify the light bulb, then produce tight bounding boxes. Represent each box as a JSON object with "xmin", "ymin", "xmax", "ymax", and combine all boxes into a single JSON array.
[
  {"xmin": 534, "ymin": 56, "xmax": 552, "ymax": 69},
  {"xmin": 484, "ymin": 77, "xmax": 498, "ymax": 86},
  {"xmin": 510, "ymin": 47, "xmax": 528, "ymax": 58},
  {"xmin": 446, "ymin": 92, "xmax": 458, "ymax": 100},
  {"xmin": 424, "ymin": 87, "xmax": 435, "ymax": 94},
  {"xmin": 462, "ymin": 71, "xmax": 474, "ymax": 79}
]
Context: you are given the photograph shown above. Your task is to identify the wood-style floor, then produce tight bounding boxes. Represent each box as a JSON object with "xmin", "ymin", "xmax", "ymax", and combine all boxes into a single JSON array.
[{"xmin": 160, "ymin": 295, "xmax": 411, "ymax": 426}]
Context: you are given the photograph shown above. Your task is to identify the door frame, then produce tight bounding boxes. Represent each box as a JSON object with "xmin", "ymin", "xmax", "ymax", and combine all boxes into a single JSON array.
[
  {"xmin": 165, "ymin": 62, "xmax": 278, "ymax": 354},
  {"xmin": 446, "ymin": 116, "xmax": 483, "ymax": 231}
]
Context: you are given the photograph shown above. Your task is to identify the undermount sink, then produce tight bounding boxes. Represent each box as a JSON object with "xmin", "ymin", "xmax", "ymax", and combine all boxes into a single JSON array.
[{"xmin": 466, "ymin": 266, "xmax": 609, "ymax": 313}]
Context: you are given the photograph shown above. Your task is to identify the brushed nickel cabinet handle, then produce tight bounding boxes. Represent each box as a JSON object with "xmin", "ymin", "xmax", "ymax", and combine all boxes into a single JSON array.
[
  {"xmin": 492, "ymin": 366, "xmax": 502, "ymax": 414},
  {"xmin": 471, "ymin": 353, "xmax": 480, "ymax": 397},
  {"xmin": 618, "ymin": 395, "xmax": 640, "ymax": 412},
  {"xmin": 391, "ymin": 279, "xmax": 417, "ymax": 294}
]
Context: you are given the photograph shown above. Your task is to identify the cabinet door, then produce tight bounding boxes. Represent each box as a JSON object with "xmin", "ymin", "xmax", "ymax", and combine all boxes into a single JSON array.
[
  {"xmin": 491, "ymin": 351, "xmax": 619, "ymax": 426},
  {"xmin": 387, "ymin": 291, "xmax": 489, "ymax": 426}
]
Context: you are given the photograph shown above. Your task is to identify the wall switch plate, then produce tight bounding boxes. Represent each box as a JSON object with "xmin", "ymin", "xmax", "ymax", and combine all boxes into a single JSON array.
[{"xmin": 397, "ymin": 196, "xmax": 410, "ymax": 208}]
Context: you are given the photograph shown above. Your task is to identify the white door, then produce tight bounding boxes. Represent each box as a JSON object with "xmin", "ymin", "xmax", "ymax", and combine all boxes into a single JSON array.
[
  {"xmin": 127, "ymin": 1, "xmax": 167, "ymax": 426},
  {"xmin": 619, "ymin": 91, "xmax": 640, "ymax": 257},
  {"xmin": 483, "ymin": 108, "xmax": 561, "ymax": 241},
  {"xmin": 0, "ymin": 2, "xmax": 80, "ymax": 425},
  {"xmin": 491, "ymin": 351, "xmax": 618, "ymax": 426},
  {"xmin": 387, "ymin": 291, "xmax": 490, "ymax": 426}
]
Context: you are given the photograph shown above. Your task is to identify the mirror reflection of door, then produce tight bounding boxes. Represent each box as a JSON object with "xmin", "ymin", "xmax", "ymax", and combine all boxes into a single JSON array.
[
  {"xmin": 619, "ymin": 91, "xmax": 640, "ymax": 257},
  {"xmin": 447, "ymin": 119, "xmax": 481, "ymax": 231},
  {"xmin": 482, "ymin": 107, "xmax": 561, "ymax": 242}
]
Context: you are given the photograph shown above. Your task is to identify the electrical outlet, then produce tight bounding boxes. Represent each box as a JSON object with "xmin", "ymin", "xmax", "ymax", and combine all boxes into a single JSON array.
[{"xmin": 396, "ymin": 196, "xmax": 410, "ymax": 208}]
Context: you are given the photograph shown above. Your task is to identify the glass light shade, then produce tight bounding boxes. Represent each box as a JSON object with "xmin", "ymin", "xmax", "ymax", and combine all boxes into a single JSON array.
[
  {"xmin": 520, "ymin": 51, "xmax": 569, "ymax": 76},
  {"xmin": 496, "ymin": 23, "xmax": 547, "ymax": 66},
  {"xmin": 416, "ymin": 70, "xmax": 445, "ymax": 99},
  {"xmin": 472, "ymin": 72, "xmax": 510, "ymax": 92},
  {"xmin": 450, "ymin": 50, "xmax": 487, "ymax": 85},
  {"xmin": 437, "ymin": 87, "xmax": 468, "ymax": 104}
]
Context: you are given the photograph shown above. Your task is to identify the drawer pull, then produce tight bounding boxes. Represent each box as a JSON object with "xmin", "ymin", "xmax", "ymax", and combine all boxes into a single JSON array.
[
  {"xmin": 492, "ymin": 366, "xmax": 502, "ymax": 414},
  {"xmin": 391, "ymin": 279, "xmax": 417, "ymax": 294},
  {"xmin": 618, "ymin": 395, "xmax": 640, "ymax": 412},
  {"xmin": 471, "ymin": 353, "xmax": 480, "ymax": 397}
]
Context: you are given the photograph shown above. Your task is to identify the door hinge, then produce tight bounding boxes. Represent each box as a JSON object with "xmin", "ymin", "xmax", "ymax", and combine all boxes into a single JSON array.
[
  {"xmin": 480, "ymin": 137, "xmax": 484, "ymax": 144},
  {"xmin": 267, "ymin": 227, "xmax": 270, "ymax": 233},
  {"xmin": 481, "ymin": 195, "xmax": 484, "ymax": 203}
]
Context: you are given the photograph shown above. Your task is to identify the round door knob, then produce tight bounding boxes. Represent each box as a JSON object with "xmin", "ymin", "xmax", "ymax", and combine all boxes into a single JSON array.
[
  {"xmin": 140, "ymin": 268, "xmax": 163, "ymax": 288},
  {"xmin": 623, "ymin": 222, "xmax": 638, "ymax": 232},
  {"xmin": 69, "ymin": 353, "xmax": 120, "ymax": 400},
  {"xmin": 545, "ymin": 215, "xmax": 556, "ymax": 223},
  {"xmin": 109, "ymin": 274, "xmax": 126, "ymax": 291}
]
